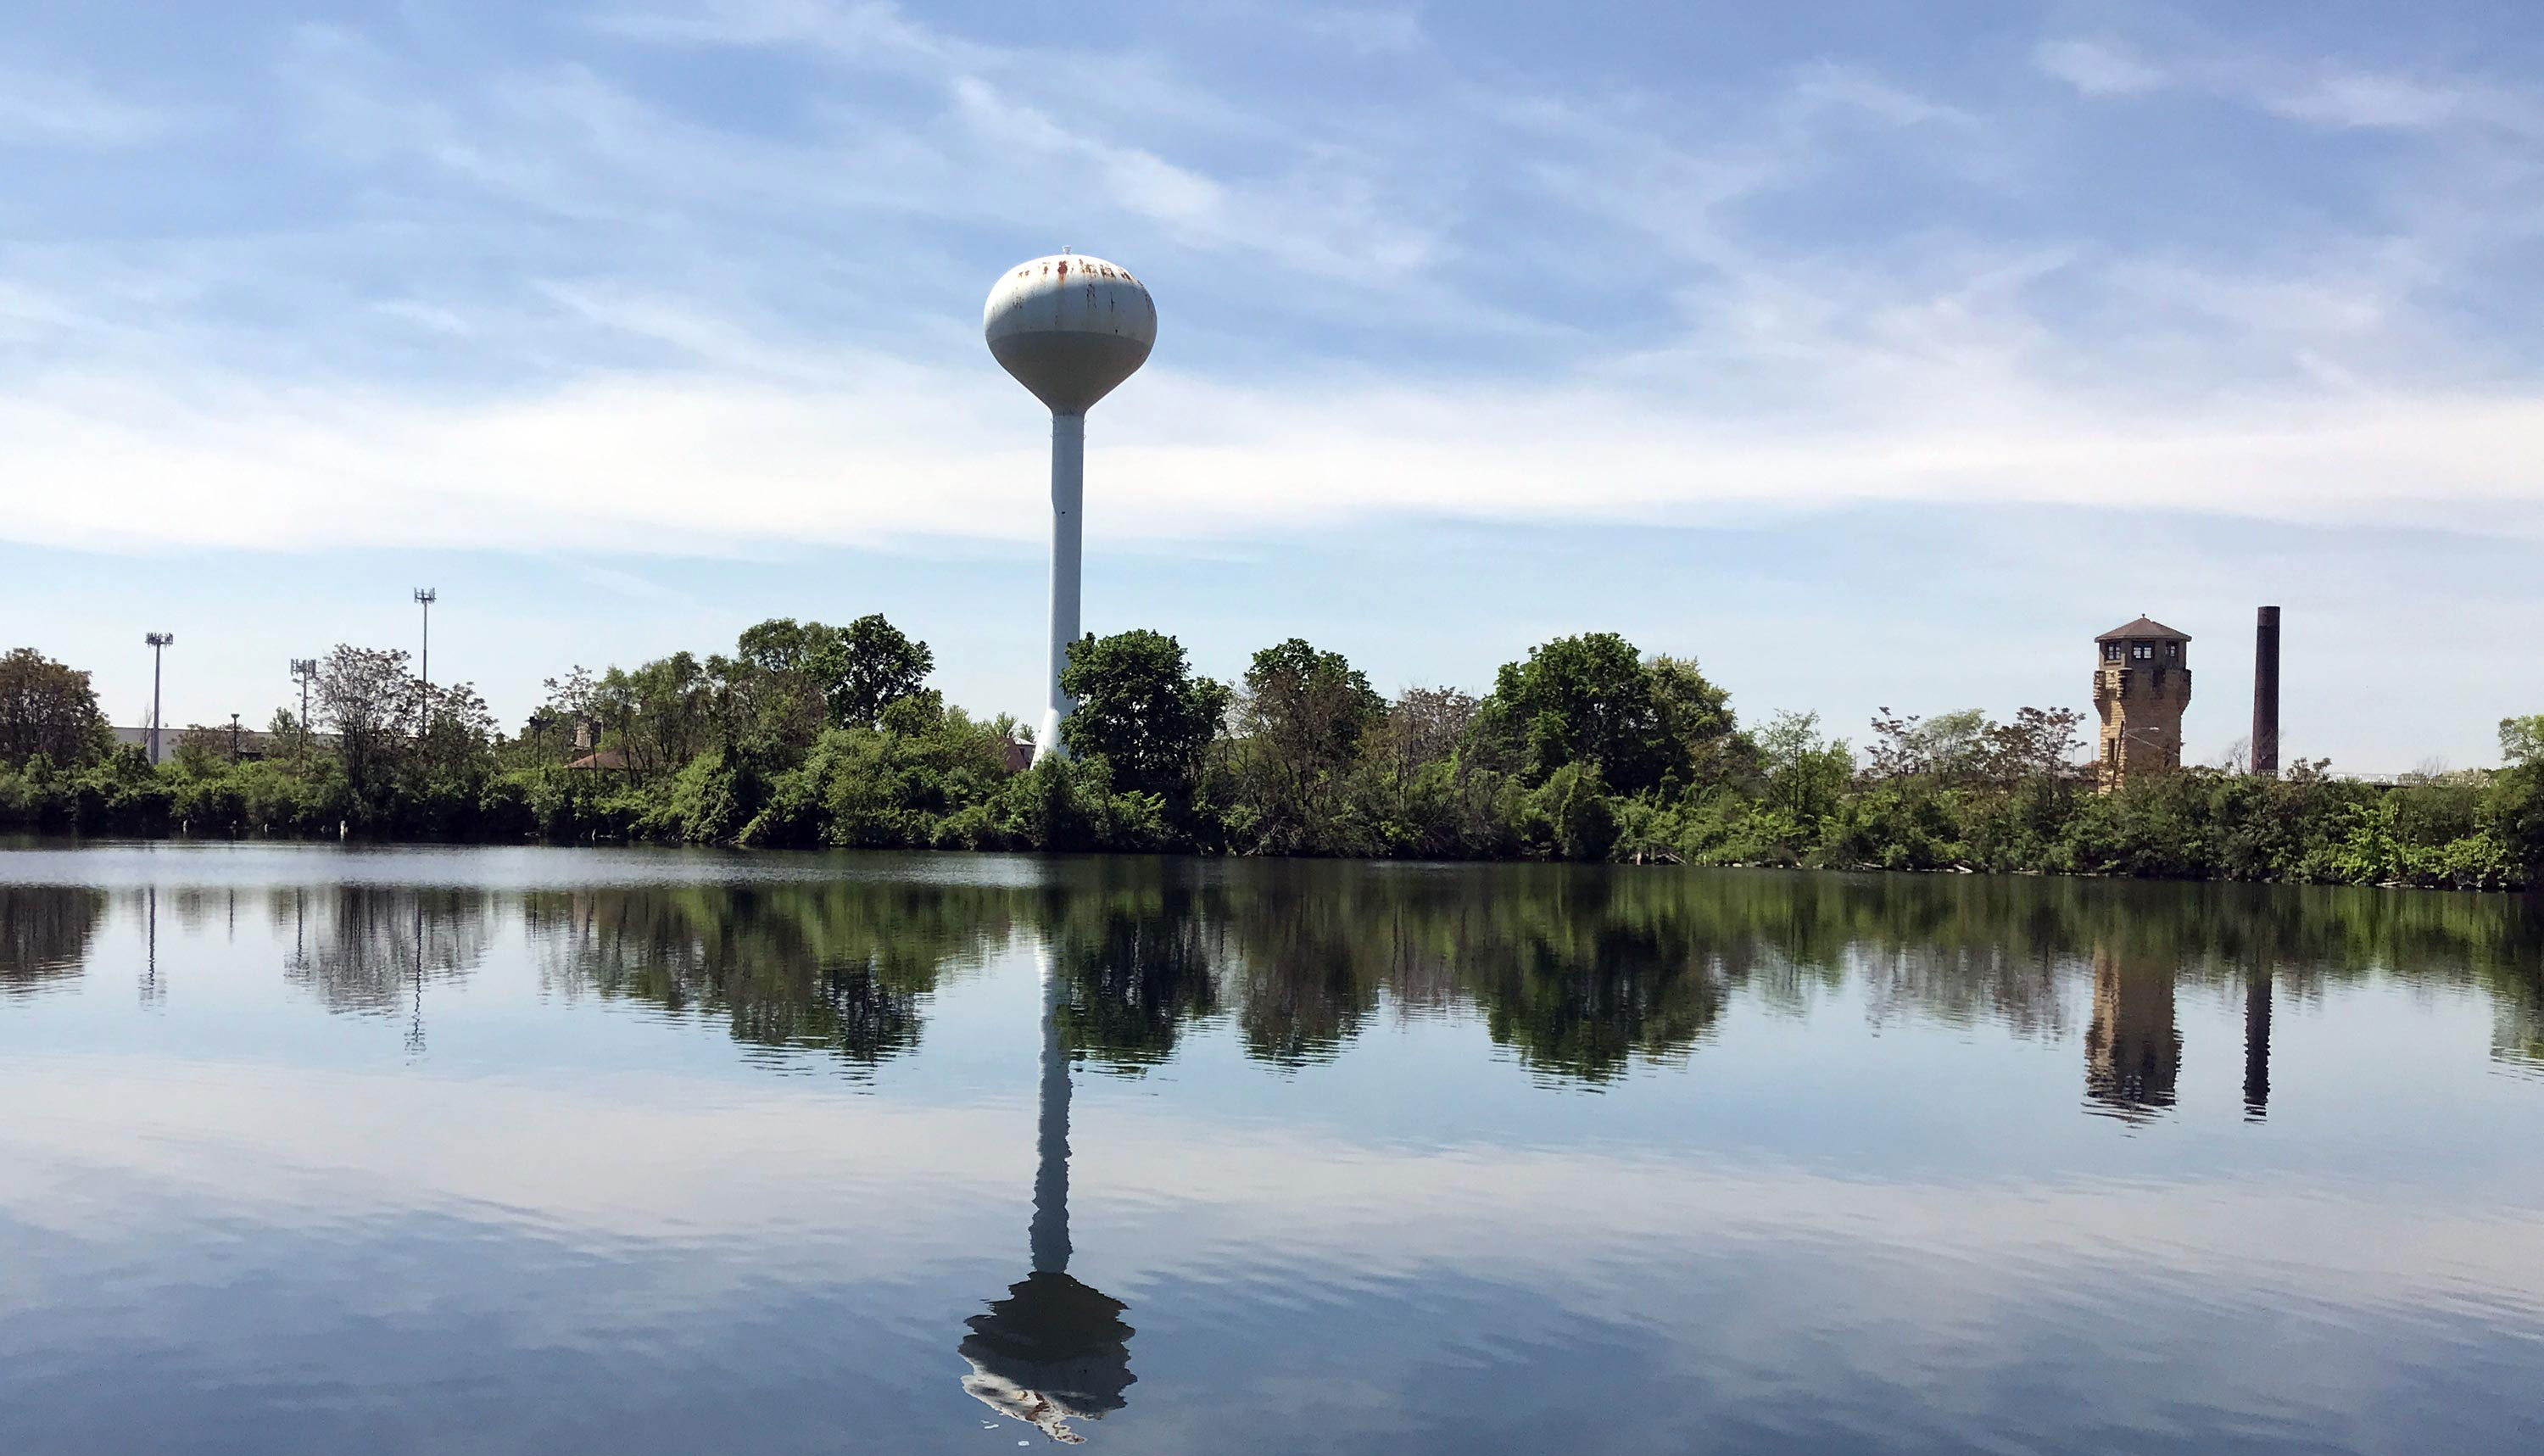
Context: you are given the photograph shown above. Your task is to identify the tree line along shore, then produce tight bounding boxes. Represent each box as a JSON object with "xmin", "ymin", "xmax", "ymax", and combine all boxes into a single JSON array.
[{"xmin": 2, "ymin": 624, "xmax": 2539, "ymax": 890}]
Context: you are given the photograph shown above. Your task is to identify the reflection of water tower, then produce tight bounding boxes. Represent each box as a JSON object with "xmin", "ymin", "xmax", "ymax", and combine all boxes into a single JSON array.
[
  {"xmin": 2084, "ymin": 948, "xmax": 2179, "ymax": 1119},
  {"xmin": 957, "ymin": 953, "xmax": 1135, "ymax": 1443}
]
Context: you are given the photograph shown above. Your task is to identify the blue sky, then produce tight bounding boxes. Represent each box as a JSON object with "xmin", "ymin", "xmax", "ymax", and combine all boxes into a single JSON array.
[{"xmin": 4, "ymin": 0, "xmax": 2541, "ymax": 772}]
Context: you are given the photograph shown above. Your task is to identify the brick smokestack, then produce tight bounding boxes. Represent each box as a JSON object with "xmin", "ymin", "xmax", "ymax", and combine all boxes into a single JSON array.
[{"xmin": 2251, "ymin": 605, "xmax": 2281, "ymax": 775}]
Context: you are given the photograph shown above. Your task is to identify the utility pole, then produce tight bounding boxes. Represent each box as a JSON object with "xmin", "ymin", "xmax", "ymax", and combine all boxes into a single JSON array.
[
  {"xmin": 229, "ymin": 712, "xmax": 242, "ymax": 763},
  {"xmin": 413, "ymin": 589, "xmax": 437, "ymax": 695},
  {"xmin": 144, "ymin": 633, "xmax": 175, "ymax": 766},
  {"xmin": 290, "ymin": 658, "xmax": 318, "ymax": 756}
]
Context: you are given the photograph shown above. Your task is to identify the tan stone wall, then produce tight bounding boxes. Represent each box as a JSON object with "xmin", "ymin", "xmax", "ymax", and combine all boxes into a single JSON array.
[{"xmin": 2092, "ymin": 640, "xmax": 2192, "ymax": 791}]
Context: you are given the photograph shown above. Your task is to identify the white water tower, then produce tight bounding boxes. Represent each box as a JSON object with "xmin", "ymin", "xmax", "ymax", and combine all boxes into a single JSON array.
[{"xmin": 985, "ymin": 253, "xmax": 1157, "ymax": 761}]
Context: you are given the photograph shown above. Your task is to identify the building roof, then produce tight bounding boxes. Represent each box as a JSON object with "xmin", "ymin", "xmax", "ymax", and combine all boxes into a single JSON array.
[{"xmin": 2095, "ymin": 616, "xmax": 2191, "ymax": 643}]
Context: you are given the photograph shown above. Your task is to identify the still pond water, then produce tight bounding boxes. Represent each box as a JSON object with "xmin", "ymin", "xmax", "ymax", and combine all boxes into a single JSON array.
[{"xmin": 3, "ymin": 843, "xmax": 2541, "ymax": 1454}]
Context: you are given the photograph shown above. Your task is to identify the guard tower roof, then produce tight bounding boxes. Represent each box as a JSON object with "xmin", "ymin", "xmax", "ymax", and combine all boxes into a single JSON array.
[{"xmin": 2095, "ymin": 616, "xmax": 2191, "ymax": 643}]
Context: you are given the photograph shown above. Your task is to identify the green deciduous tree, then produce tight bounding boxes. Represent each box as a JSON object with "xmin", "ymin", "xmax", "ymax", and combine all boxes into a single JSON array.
[
  {"xmin": 1649, "ymin": 654, "xmax": 1739, "ymax": 784},
  {"xmin": 316, "ymin": 644, "xmax": 417, "ymax": 805},
  {"xmin": 1757, "ymin": 710, "xmax": 1855, "ymax": 829},
  {"xmin": 833, "ymin": 613, "xmax": 935, "ymax": 728},
  {"xmin": 1231, "ymin": 638, "xmax": 1384, "ymax": 853},
  {"xmin": 1487, "ymin": 633, "xmax": 1677, "ymax": 794},
  {"xmin": 727, "ymin": 614, "xmax": 934, "ymax": 736},
  {"xmin": 1059, "ymin": 630, "xmax": 1230, "ymax": 800},
  {"xmin": 725, "ymin": 618, "xmax": 845, "ymax": 748},
  {"xmin": 0, "ymin": 648, "xmax": 111, "ymax": 771},
  {"xmin": 2502, "ymin": 715, "xmax": 2544, "ymax": 769},
  {"xmin": 170, "ymin": 724, "xmax": 232, "ymax": 776},
  {"xmin": 1984, "ymin": 706, "xmax": 2089, "ymax": 786},
  {"xmin": 1867, "ymin": 706, "xmax": 1990, "ymax": 783},
  {"xmin": 414, "ymin": 683, "xmax": 498, "ymax": 777},
  {"xmin": 1491, "ymin": 633, "xmax": 1656, "ymax": 789}
]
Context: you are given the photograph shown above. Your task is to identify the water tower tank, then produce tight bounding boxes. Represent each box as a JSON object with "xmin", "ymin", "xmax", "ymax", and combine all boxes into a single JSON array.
[{"xmin": 985, "ymin": 254, "xmax": 1157, "ymax": 415}]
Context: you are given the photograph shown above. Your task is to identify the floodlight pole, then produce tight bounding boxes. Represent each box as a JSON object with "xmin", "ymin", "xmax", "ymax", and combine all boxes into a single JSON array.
[
  {"xmin": 413, "ymin": 589, "xmax": 437, "ymax": 695},
  {"xmin": 290, "ymin": 658, "xmax": 317, "ymax": 754},
  {"xmin": 144, "ymin": 633, "xmax": 175, "ymax": 766}
]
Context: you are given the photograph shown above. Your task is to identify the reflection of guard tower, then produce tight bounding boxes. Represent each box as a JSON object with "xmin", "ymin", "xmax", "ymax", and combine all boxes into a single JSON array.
[
  {"xmin": 958, "ymin": 952, "xmax": 1135, "ymax": 1444},
  {"xmin": 2084, "ymin": 949, "xmax": 2179, "ymax": 1120},
  {"xmin": 2093, "ymin": 616, "xmax": 2193, "ymax": 790}
]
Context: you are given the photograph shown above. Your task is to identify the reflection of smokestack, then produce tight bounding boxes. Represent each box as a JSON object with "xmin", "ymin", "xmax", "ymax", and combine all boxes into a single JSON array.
[
  {"xmin": 2244, "ymin": 965, "xmax": 2272, "ymax": 1120},
  {"xmin": 2252, "ymin": 605, "xmax": 2281, "ymax": 775}
]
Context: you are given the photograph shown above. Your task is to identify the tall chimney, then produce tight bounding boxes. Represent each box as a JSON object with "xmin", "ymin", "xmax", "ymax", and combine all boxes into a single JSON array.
[{"xmin": 2251, "ymin": 605, "xmax": 2281, "ymax": 775}]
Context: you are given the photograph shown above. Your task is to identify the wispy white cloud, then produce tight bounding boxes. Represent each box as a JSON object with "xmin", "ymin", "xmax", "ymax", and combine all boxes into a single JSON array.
[
  {"xmin": 1295, "ymin": 7, "xmax": 1427, "ymax": 59},
  {"xmin": 5, "ymin": 2, "xmax": 2543, "ymax": 561},
  {"xmin": 8, "ymin": 336, "xmax": 2541, "ymax": 558},
  {"xmin": 2038, "ymin": 32, "xmax": 2544, "ymax": 139},
  {"xmin": 2251, "ymin": 68, "xmax": 2544, "ymax": 137},
  {"xmin": 277, "ymin": 12, "xmax": 1448, "ymax": 294},
  {"xmin": 1789, "ymin": 61, "xmax": 1982, "ymax": 131},
  {"xmin": 2034, "ymin": 39, "xmax": 2164, "ymax": 98},
  {"xmin": 0, "ymin": 67, "xmax": 169, "ymax": 146}
]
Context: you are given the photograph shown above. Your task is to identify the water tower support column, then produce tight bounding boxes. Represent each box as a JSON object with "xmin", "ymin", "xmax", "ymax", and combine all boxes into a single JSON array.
[{"xmin": 1040, "ymin": 412, "xmax": 1085, "ymax": 762}]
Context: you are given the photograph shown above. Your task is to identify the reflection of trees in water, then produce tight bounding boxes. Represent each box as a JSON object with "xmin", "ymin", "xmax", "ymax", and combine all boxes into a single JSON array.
[
  {"xmin": 278, "ymin": 886, "xmax": 490, "ymax": 1013},
  {"xmin": 0, "ymin": 885, "xmax": 107, "ymax": 996},
  {"xmin": 522, "ymin": 883, "xmax": 1018, "ymax": 1074},
  {"xmin": 1044, "ymin": 879, "xmax": 1221, "ymax": 1073},
  {"xmin": 1045, "ymin": 863, "xmax": 1747, "ymax": 1083},
  {"xmin": 1221, "ymin": 887, "xmax": 1382, "ymax": 1068},
  {"xmin": 1855, "ymin": 943, "xmax": 2073, "ymax": 1039},
  {"xmin": 169, "ymin": 887, "xmax": 220, "ymax": 934},
  {"xmin": 2486, "ymin": 901, "xmax": 2544, "ymax": 1073},
  {"xmin": 1189, "ymin": 866, "xmax": 1769, "ymax": 1080},
  {"xmin": 1035, "ymin": 864, "xmax": 2078, "ymax": 1083},
  {"xmin": 1447, "ymin": 873, "xmax": 1738, "ymax": 1083},
  {"xmin": 1121, "ymin": 865, "xmax": 2544, "ymax": 1089},
  {"xmin": 448, "ymin": 861, "xmax": 2544, "ymax": 1095}
]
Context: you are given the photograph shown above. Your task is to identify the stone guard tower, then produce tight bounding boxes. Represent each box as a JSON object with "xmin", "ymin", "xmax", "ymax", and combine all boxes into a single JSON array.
[{"xmin": 2093, "ymin": 616, "xmax": 2192, "ymax": 790}]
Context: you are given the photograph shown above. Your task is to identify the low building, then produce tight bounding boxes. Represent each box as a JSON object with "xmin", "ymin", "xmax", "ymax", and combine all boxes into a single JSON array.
[{"xmin": 114, "ymin": 724, "xmax": 320, "ymax": 764}]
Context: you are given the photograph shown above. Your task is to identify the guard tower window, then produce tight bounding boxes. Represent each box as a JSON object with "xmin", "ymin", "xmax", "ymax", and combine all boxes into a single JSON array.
[
  {"xmin": 2131, "ymin": 642, "xmax": 2155, "ymax": 661},
  {"xmin": 2103, "ymin": 643, "xmax": 2123, "ymax": 662},
  {"xmin": 2165, "ymin": 642, "xmax": 2180, "ymax": 660}
]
